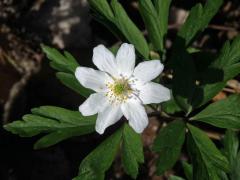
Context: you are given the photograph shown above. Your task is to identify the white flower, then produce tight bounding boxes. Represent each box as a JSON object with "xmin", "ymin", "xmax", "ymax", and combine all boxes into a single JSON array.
[{"xmin": 75, "ymin": 43, "xmax": 170, "ymax": 134}]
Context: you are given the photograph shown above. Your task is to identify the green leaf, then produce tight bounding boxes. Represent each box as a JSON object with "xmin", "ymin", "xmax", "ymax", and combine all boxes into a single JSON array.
[
  {"xmin": 223, "ymin": 130, "xmax": 239, "ymax": 179},
  {"xmin": 177, "ymin": 0, "xmax": 223, "ymax": 47},
  {"xmin": 153, "ymin": 120, "xmax": 186, "ymax": 175},
  {"xmin": 56, "ymin": 72, "xmax": 93, "ymax": 98},
  {"xmin": 169, "ymin": 175, "xmax": 186, "ymax": 180},
  {"xmin": 187, "ymin": 124, "xmax": 229, "ymax": 180},
  {"xmin": 111, "ymin": 0, "xmax": 149, "ymax": 58},
  {"xmin": 122, "ymin": 124, "xmax": 144, "ymax": 179},
  {"xmin": 161, "ymin": 95, "xmax": 182, "ymax": 114},
  {"xmin": 223, "ymin": 129, "xmax": 239, "ymax": 166},
  {"xmin": 73, "ymin": 127, "xmax": 122, "ymax": 180},
  {"xmin": 193, "ymin": 37, "xmax": 240, "ymax": 107},
  {"xmin": 41, "ymin": 45, "xmax": 79, "ymax": 73},
  {"xmin": 231, "ymin": 151, "xmax": 240, "ymax": 180},
  {"xmin": 88, "ymin": 0, "xmax": 114, "ymax": 21},
  {"xmin": 4, "ymin": 106, "xmax": 96, "ymax": 149},
  {"xmin": 170, "ymin": 0, "xmax": 224, "ymax": 111},
  {"xmin": 182, "ymin": 161, "xmax": 193, "ymax": 180},
  {"xmin": 154, "ymin": 0, "xmax": 171, "ymax": 44},
  {"xmin": 139, "ymin": 0, "xmax": 163, "ymax": 52},
  {"xmin": 191, "ymin": 95, "xmax": 240, "ymax": 129}
]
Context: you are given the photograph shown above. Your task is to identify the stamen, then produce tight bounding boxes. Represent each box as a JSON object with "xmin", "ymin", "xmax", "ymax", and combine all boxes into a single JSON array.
[{"xmin": 105, "ymin": 77, "xmax": 136, "ymax": 104}]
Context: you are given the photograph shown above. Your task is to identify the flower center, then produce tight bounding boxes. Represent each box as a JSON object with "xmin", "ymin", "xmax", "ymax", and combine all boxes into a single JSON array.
[
  {"xmin": 106, "ymin": 78, "xmax": 133, "ymax": 103},
  {"xmin": 113, "ymin": 80, "xmax": 131, "ymax": 96}
]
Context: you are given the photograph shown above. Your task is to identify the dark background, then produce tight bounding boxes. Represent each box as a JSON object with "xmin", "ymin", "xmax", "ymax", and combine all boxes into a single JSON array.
[{"xmin": 0, "ymin": 0, "xmax": 239, "ymax": 179}]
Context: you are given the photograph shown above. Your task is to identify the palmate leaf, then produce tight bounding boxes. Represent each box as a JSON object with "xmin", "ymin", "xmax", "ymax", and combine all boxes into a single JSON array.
[
  {"xmin": 73, "ymin": 127, "xmax": 122, "ymax": 180},
  {"xmin": 192, "ymin": 36, "xmax": 240, "ymax": 107},
  {"xmin": 73, "ymin": 123, "xmax": 144, "ymax": 180},
  {"xmin": 169, "ymin": 176, "xmax": 186, "ymax": 180},
  {"xmin": 41, "ymin": 45, "xmax": 79, "ymax": 73},
  {"xmin": 223, "ymin": 130, "xmax": 240, "ymax": 180},
  {"xmin": 191, "ymin": 94, "xmax": 240, "ymax": 129},
  {"xmin": 231, "ymin": 151, "xmax": 240, "ymax": 180},
  {"xmin": 153, "ymin": 120, "xmax": 186, "ymax": 175},
  {"xmin": 176, "ymin": 0, "xmax": 223, "ymax": 47},
  {"xmin": 138, "ymin": 0, "xmax": 163, "ymax": 52},
  {"xmin": 122, "ymin": 124, "xmax": 144, "ymax": 179},
  {"xmin": 41, "ymin": 45, "xmax": 92, "ymax": 98},
  {"xmin": 88, "ymin": 0, "xmax": 149, "ymax": 59},
  {"xmin": 171, "ymin": 0, "xmax": 223, "ymax": 113},
  {"xmin": 111, "ymin": 0, "xmax": 149, "ymax": 59},
  {"xmin": 182, "ymin": 161, "xmax": 193, "ymax": 180},
  {"xmin": 223, "ymin": 130, "xmax": 239, "ymax": 168},
  {"xmin": 154, "ymin": 0, "xmax": 171, "ymax": 45},
  {"xmin": 4, "ymin": 106, "xmax": 96, "ymax": 149},
  {"xmin": 187, "ymin": 124, "xmax": 229, "ymax": 180}
]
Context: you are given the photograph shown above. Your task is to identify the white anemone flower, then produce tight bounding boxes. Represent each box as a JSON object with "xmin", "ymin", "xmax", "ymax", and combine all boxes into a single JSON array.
[{"xmin": 75, "ymin": 43, "xmax": 170, "ymax": 134}]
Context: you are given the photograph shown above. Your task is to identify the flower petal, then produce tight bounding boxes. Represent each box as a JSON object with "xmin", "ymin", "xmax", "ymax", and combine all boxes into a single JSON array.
[
  {"xmin": 121, "ymin": 100, "xmax": 148, "ymax": 133},
  {"xmin": 133, "ymin": 60, "xmax": 164, "ymax": 83},
  {"xmin": 116, "ymin": 43, "xmax": 135, "ymax": 77},
  {"xmin": 139, "ymin": 82, "xmax": 170, "ymax": 104},
  {"xmin": 79, "ymin": 93, "xmax": 108, "ymax": 116},
  {"xmin": 92, "ymin": 45, "xmax": 118, "ymax": 77},
  {"xmin": 95, "ymin": 105, "xmax": 123, "ymax": 134},
  {"xmin": 75, "ymin": 67, "xmax": 112, "ymax": 92}
]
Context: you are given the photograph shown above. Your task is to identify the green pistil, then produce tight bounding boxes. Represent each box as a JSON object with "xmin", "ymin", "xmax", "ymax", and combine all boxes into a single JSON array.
[{"xmin": 113, "ymin": 81, "xmax": 130, "ymax": 96}]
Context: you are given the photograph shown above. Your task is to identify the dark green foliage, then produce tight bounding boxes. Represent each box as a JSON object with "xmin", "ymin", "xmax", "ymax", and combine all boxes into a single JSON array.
[
  {"xmin": 41, "ymin": 45, "xmax": 92, "ymax": 97},
  {"xmin": 191, "ymin": 95, "xmax": 240, "ymax": 129},
  {"xmin": 122, "ymin": 124, "xmax": 144, "ymax": 179},
  {"xmin": 4, "ymin": 106, "xmax": 96, "ymax": 149},
  {"xmin": 187, "ymin": 124, "xmax": 229, "ymax": 180},
  {"xmin": 73, "ymin": 127, "xmax": 122, "ymax": 180},
  {"xmin": 153, "ymin": 120, "xmax": 186, "ymax": 175},
  {"xmin": 74, "ymin": 124, "xmax": 144, "ymax": 180}
]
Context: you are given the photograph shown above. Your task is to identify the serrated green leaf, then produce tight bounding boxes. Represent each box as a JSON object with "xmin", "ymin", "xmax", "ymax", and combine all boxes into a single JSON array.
[
  {"xmin": 56, "ymin": 72, "xmax": 93, "ymax": 97},
  {"xmin": 223, "ymin": 129, "xmax": 239, "ymax": 180},
  {"xmin": 4, "ymin": 106, "xmax": 96, "ymax": 149},
  {"xmin": 182, "ymin": 161, "xmax": 193, "ymax": 180},
  {"xmin": 122, "ymin": 124, "xmax": 144, "ymax": 179},
  {"xmin": 169, "ymin": 175, "xmax": 186, "ymax": 180},
  {"xmin": 192, "ymin": 37, "xmax": 240, "ymax": 107},
  {"xmin": 73, "ymin": 127, "xmax": 122, "ymax": 180},
  {"xmin": 171, "ymin": 0, "xmax": 223, "ymax": 112},
  {"xmin": 88, "ymin": 0, "xmax": 114, "ymax": 21},
  {"xmin": 153, "ymin": 120, "xmax": 186, "ymax": 175},
  {"xmin": 191, "ymin": 95, "xmax": 240, "ymax": 129},
  {"xmin": 177, "ymin": 0, "xmax": 223, "ymax": 47},
  {"xmin": 41, "ymin": 45, "xmax": 79, "ymax": 73},
  {"xmin": 154, "ymin": 0, "xmax": 171, "ymax": 43},
  {"xmin": 187, "ymin": 124, "xmax": 229, "ymax": 180},
  {"xmin": 224, "ymin": 130, "xmax": 239, "ymax": 165},
  {"xmin": 111, "ymin": 0, "xmax": 149, "ymax": 59},
  {"xmin": 231, "ymin": 151, "xmax": 240, "ymax": 180},
  {"xmin": 139, "ymin": 0, "xmax": 163, "ymax": 52}
]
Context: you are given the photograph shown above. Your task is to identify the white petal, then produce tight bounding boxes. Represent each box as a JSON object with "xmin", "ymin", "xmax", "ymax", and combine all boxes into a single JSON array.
[
  {"xmin": 75, "ymin": 67, "xmax": 112, "ymax": 92},
  {"xmin": 92, "ymin": 45, "xmax": 118, "ymax": 77},
  {"xmin": 133, "ymin": 60, "xmax": 164, "ymax": 83},
  {"xmin": 95, "ymin": 105, "xmax": 123, "ymax": 134},
  {"xmin": 139, "ymin": 82, "xmax": 170, "ymax": 104},
  {"xmin": 116, "ymin": 43, "xmax": 135, "ymax": 77},
  {"xmin": 79, "ymin": 93, "xmax": 108, "ymax": 116},
  {"xmin": 121, "ymin": 101, "xmax": 148, "ymax": 133}
]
